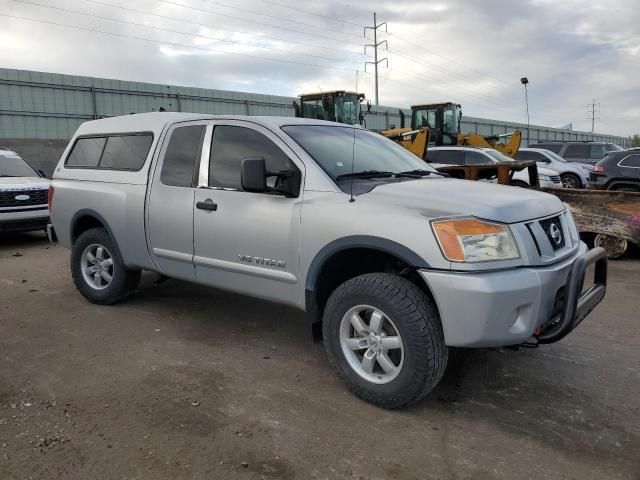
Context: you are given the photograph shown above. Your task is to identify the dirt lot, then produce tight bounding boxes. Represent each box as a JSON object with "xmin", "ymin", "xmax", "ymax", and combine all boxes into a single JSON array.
[{"xmin": 0, "ymin": 233, "xmax": 638, "ymax": 480}]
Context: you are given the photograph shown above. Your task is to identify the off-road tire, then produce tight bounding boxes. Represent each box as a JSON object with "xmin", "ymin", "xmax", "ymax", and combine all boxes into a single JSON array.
[
  {"xmin": 510, "ymin": 179, "xmax": 529, "ymax": 188},
  {"xmin": 323, "ymin": 273, "xmax": 448, "ymax": 409},
  {"xmin": 71, "ymin": 227, "xmax": 140, "ymax": 304}
]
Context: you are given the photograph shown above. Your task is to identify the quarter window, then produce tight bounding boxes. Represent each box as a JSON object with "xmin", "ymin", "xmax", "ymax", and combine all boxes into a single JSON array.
[
  {"xmin": 209, "ymin": 126, "xmax": 293, "ymax": 190},
  {"xmin": 100, "ymin": 135, "xmax": 153, "ymax": 170},
  {"xmin": 590, "ymin": 145, "xmax": 607, "ymax": 159},
  {"xmin": 66, "ymin": 137, "xmax": 106, "ymax": 167},
  {"xmin": 619, "ymin": 155, "xmax": 640, "ymax": 168},
  {"xmin": 65, "ymin": 134, "xmax": 153, "ymax": 170},
  {"xmin": 160, "ymin": 125, "xmax": 206, "ymax": 187}
]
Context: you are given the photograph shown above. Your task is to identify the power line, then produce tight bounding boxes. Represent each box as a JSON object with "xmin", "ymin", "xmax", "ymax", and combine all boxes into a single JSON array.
[
  {"xmin": 12, "ymin": 0, "xmax": 355, "ymax": 64},
  {"xmin": 157, "ymin": 0, "xmax": 365, "ymax": 48},
  {"xmin": 199, "ymin": 0, "xmax": 364, "ymax": 38},
  {"xmin": 78, "ymin": 0, "xmax": 364, "ymax": 58},
  {"xmin": 0, "ymin": 12, "xmax": 362, "ymax": 73},
  {"xmin": 253, "ymin": 0, "xmax": 365, "ymax": 28},
  {"xmin": 386, "ymin": 31, "xmax": 508, "ymax": 88}
]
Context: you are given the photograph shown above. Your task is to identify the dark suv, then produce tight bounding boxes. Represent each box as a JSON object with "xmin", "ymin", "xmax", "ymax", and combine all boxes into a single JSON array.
[
  {"xmin": 589, "ymin": 150, "xmax": 640, "ymax": 191},
  {"xmin": 530, "ymin": 141, "xmax": 623, "ymax": 165}
]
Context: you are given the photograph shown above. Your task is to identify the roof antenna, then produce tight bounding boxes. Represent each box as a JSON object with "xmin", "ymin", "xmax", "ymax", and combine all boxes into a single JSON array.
[{"xmin": 349, "ymin": 126, "xmax": 356, "ymax": 203}]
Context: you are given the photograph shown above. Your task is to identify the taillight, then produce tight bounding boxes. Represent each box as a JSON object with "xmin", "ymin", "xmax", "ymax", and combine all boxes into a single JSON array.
[
  {"xmin": 48, "ymin": 185, "xmax": 54, "ymax": 210},
  {"xmin": 593, "ymin": 165, "xmax": 605, "ymax": 173}
]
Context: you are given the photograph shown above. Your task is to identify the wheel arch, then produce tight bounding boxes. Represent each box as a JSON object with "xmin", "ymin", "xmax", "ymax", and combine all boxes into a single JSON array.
[
  {"xmin": 70, "ymin": 209, "xmax": 124, "ymax": 261},
  {"xmin": 305, "ymin": 236, "xmax": 432, "ymax": 338}
]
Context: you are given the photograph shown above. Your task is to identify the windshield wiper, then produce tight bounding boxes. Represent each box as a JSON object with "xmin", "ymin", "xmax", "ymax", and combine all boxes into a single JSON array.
[
  {"xmin": 335, "ymin": 170, "xmax": 393, "ymax": 180},
  {"xmin": 394, "ymin": 169, "xmax": 436, "ymax": 178}
]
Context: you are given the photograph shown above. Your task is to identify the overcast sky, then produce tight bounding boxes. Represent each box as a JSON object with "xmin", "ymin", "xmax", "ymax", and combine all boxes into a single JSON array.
[{"xmin": 1, "ymin": 0, "xmax": 639, "ymax": 135}]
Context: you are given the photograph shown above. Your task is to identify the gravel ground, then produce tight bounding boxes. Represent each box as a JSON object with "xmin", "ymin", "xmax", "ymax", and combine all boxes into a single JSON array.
[{"xmin": 0, "ymin": 233, "xmax": 638, "ymax": 480}]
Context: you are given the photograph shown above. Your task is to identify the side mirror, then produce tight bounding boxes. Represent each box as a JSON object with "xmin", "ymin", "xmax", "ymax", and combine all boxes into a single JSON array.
[
  {"xmin": 241, "ymin": 157, "xmax": 302, "ymax": 198},
  {"xmin": 241, "ymin": 158, "xmax": 267, "ymax": 193}
]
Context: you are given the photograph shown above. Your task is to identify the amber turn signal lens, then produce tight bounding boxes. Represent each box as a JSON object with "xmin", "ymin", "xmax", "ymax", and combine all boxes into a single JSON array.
[{"xmin": 432, "ymin": 219, "xmax": 507, "ymax": 262}]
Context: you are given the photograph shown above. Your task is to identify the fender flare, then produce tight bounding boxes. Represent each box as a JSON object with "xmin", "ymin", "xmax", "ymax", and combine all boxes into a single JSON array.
[
  {"xmin": 305, "ymin": 235, "xmax": 429, "ymax": 293},
  {"xmin": 70, "ymin": 209, "xmax": 124, "ymax": 262}
]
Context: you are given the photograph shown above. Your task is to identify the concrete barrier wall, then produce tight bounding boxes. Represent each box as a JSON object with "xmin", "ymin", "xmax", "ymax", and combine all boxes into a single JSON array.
[{"xmin": 0, "ymin": 67, "xmax": 630, "ymax": 149}]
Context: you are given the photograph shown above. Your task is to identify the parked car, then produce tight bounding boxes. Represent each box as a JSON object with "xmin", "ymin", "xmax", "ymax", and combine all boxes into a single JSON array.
[
  {"xmin": 514, "ymin": 148, "xmax": 590, "ymax": 189},
  {"xmin": 529, "ymin": 141, "xmax": 623, "ymax": 165},
  {"xmin": 0, "ymin": 147, "xmax": 50, "ymax": 233},
  {"xmin": 425, "ymin": 146, "xmax": 563, "ymax": 188},
  {"xmin": 589, "ymin": 150, "xmax": 640, "ymax": 191},
  {"xmin": 49, "ymin": 113, "xmax": 607, "ymax": 409}
]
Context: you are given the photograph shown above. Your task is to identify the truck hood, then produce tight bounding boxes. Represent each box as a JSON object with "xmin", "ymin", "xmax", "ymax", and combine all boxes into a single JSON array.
[
  {"xmin": 0, "ymin": 177, "xmax": 50, "ymax": 190},
  {"xmin": 365, "ymin": 178, "xmax": 565, "ymax": 224}
]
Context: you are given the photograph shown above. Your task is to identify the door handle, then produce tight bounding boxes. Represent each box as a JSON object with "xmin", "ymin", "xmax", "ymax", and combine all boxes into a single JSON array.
[{"xmin": 196, "ymin": 199, "xmax": 218, "ymax": 211}]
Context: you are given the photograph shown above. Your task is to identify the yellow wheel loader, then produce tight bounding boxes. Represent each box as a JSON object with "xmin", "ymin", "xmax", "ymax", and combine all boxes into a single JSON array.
[
  {"xmin": 293, "ymin": 91, "xmax": 367, "ymax": 126},
  {"xmin": 382, "ymin": 102, "xmax": 522, "ymax": 159}
]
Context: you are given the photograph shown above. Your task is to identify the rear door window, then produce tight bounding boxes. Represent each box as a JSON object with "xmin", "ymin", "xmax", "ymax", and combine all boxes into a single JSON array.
[
  {"xmin": 435, "ymin": 150, "xmax": 464, "ymax": 165},
  {"xmin": 100, "ymin": 135, "xmax": 153, "ymax": 170},
  {"xmin": 535, "ymin": 143, "xmax": 562, "ymax": 154},
  {"xmin": 590, "ymin": 145, "xmax": 607, "ymax": 159},
  {"xmin": 160, "ymin": 125, "xmax": 206, "ymax": 187},
  {"xmin": 66, "ymin": 137, "xmax": 106, "ymax": 167},
  {"xmin": 564, "ymin": 144, "xmax": 589, "ymax": 158}
]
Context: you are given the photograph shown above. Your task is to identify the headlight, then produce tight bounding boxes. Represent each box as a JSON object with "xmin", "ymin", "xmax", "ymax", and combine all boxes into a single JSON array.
[
  {"xmin": 538, "ymin": 174, "xmax": 551, "ymax": 181},
  {"xmin": 431, "ymin": 218, "xmax": 520, "ymax": 262}
]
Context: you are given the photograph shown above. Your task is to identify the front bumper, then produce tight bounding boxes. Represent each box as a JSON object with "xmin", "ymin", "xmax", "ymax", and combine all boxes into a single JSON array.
[
  {"xmin": 0, "ymin": 214, "xmax": 50, "ymax": 233},
  {"xmin": 419, "ymin": 243, "xmax": 607, "ymax": 347}
]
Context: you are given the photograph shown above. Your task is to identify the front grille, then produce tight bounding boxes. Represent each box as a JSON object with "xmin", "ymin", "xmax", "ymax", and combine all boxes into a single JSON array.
[
  {"xmin": 539, "ymin": 215, "xmax": 565, "ymax": 250},
  {"xmin": 0, "ymin": 189, "xmax": 48, "ymax": 208},
  {"xmin": 549, "ymin": 175, "xmax": 561, "ymax": 184}
]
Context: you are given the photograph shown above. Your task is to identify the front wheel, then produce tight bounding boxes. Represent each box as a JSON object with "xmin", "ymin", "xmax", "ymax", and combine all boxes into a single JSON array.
[
  {"xmin": 560, "ymin": 173, "xmax": 582, "ymax": 189},
  {"xmin": 71, "ymin": 227, "xmax": 140, "ymax": 304},
  {"xmin": 323, "ymin": 273, "xmax": 448, "ymax": 409}
]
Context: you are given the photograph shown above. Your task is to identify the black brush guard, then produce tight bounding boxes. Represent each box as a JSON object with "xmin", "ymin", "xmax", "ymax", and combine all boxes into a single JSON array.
[{"xmin": 538, "ymin": 247, "xmax": 608, "ymax": 344}]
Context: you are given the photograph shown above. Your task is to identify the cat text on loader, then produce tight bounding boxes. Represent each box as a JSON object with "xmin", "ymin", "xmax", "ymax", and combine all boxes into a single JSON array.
[
  {"xmin": 293, "ymin": 91, "xmax": 367, "ymax": 126},
  {"xmin": 382, "ymin": 102, "xmax": 522, "ymax": 159}
]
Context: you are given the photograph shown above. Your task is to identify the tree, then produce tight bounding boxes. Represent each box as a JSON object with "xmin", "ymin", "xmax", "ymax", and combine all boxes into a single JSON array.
[{"xmin": 631, "ymin": 134, "xmax": 640, "ymax": 147}]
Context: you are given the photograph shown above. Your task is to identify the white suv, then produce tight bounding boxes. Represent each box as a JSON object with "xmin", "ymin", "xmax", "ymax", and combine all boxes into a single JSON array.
[
  {"xmin": 515, "ymin": 148, "xmax": 591, "ymax": 189},
  {"xmin": 0, "ymin": 148, "xmax": 50, "ymax": 233},
  {"xmin": 426, "ymin": 146, "xmax": 563, "ymax": 188}
]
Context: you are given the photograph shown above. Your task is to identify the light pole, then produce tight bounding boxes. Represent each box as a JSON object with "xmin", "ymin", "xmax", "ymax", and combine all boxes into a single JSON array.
[{"xmin": 520, "ymin": 77, "xmax": 530, "ymax": 146}]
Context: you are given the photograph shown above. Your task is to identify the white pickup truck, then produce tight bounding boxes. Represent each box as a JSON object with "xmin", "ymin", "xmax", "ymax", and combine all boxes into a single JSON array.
[
  {"xmin": 49, "ymin": 113, "xmax": 607, "ymax": 408},
  {"xmin": 0, "ymin": 148, "xmax": 50, "ymax": 233}
]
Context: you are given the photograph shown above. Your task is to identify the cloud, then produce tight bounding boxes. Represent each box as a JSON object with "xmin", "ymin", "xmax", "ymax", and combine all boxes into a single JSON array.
[{"xmin": 1, "ymin": 0, "xmax": 638, "ymax": 135}]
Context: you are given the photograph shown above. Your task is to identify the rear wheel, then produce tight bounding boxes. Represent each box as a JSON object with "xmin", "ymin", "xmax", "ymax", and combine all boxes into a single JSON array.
[
  {"xmin": 323, "ymin": 273, "xmax": 448, "ymax": 409},
  {"xmin": 71, "ymin": 227, "xmax": 140, "ymax": 304},
  {"xmin": 594, "ymin": 233, "xmax": 628, "ymax": 259},
  {"xmin": 560, "ymin": 173, "xmax": 582, "ymax": 189}
]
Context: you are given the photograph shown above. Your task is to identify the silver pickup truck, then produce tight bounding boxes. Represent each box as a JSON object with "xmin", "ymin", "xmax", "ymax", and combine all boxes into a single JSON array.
[{"xmin": 49, "ymin": 113, "xmax": 607, "ymax": 408}]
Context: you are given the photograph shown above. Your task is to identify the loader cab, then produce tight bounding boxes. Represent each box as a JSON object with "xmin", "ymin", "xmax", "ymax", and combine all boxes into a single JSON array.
[
  {"xmin": 295, "ymin": 91, "xmax": 366, "ymax": 126},
  {"xmin": 410, "ymin": 102, "xmax": 462, "ymax": 146}
]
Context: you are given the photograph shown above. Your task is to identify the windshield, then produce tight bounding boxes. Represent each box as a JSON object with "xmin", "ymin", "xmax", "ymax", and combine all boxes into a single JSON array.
[
  {"xmin": 545, "ymin": 150, "xmax": 568, "ymax": 163},
  {"xmin": 484, "ymin": 149, "xmax": 513, "ymax": 162},
  {"xmin": 0, "ymin": 154, "xmax": 38, "ymax": 177},
  {"xmin": 335, "ymin": 95, "xmax": 360, "ymax": 125},
  {"xmin": 282, "ymin": 125, "xmax": 437, "ymax": 180}
]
